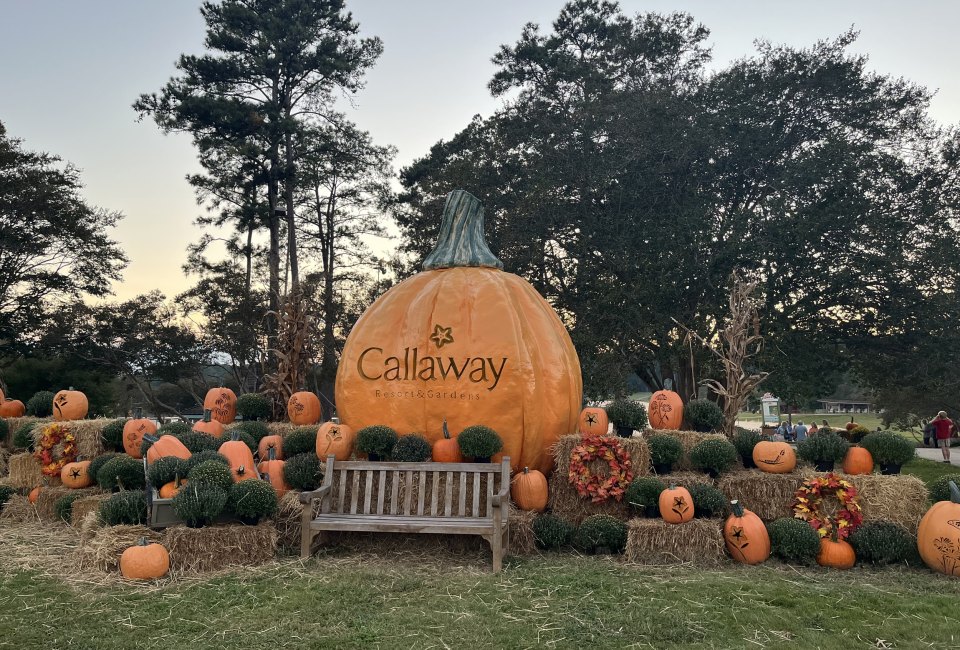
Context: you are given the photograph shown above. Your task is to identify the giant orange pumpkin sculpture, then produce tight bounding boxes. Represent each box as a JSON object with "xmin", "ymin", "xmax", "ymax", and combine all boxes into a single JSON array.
[
  {"xmin": 203, "ymin": 387, "xmax": 237, "ymax": 424},
  {"xmin": 335, "ymin": 191, "xmax": 581, "ymax": 473},
  {"xmin": 52, "ymin": 388, "xmax": 88, "ymax": 421},
  {"xmin": 648, "ymin": 383, "xmax": 683, "ymax": 430},
  {"xmin": 917, "ymin": 480, "xmax": 960, "ymax": 577}
]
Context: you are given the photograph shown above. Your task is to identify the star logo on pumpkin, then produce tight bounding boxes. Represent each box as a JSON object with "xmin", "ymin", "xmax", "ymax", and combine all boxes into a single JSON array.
[
  {"xmin": 585, "ymin": 413, "xmax": 598, "ymax": 426},
  {"xmin": 430, "ymin": 325, "xmax": 454, "ymax": 349},
  {"xmin": 70, "ymin": 468, "xmax": 82, "ymax": 479}
]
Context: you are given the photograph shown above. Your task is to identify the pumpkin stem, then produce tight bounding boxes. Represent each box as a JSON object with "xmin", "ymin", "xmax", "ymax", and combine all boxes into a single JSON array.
[
  {"xmin": 523, "ymin": 466, "xmax": 530, "ymax": 475},
  {"xmin": 669, "ymin": 483, "xmax": 676, "ymax": 490},
  {"xmin": 203, "ymin": 409, "xmax": 212, "ymax": 423},
  {"xmin": 442, "ymin": 418, "xmax": 452, "ymax": 440},
  {"xmin": 268, "ymin": 447, "xmax": 277, "ymax": 461},
  {"xmin": 237, "ymin": 465, "xmax": 246, "ymax": 475},
  {"xmin": 135, "ymin": 406, "xmax": 143, "ymax": 419},
  {"xmin": 664, "ymin": 378, "xmax": 673, "ymax": 391},
  {"xmin": 137, "ymin": 537, "xmax": 149, "ymax": 547},
  {"xmin": 950, "ymin": 480, "xmax": 960, "ymax": 503},
  {"xmin": 143, "ymin": 434, "xmax": 159, "ymax": 444},
  {"xmin": 730, "ymin": 500, "xmax": 744, "ymax": 517},
  {"xmin": 422, "ymin": 190, "xmax": 503, "ymax": 271},
  {"xmin": 331, "ymin": 416, "xmax": 340, "ymax": 425},
  {"xmin": 231, "ymin": 431, "xmax": 240, "ymax": 442}
]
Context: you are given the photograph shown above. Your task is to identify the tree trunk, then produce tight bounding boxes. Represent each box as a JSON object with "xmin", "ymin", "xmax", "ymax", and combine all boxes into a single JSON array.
[{"xmin": 284, "ymin": 124, "xmax": 299, "ymax": 292}]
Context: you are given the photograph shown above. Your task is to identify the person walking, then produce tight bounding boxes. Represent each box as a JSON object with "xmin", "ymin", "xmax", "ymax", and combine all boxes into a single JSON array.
[
  {"xmin": 931, "ymin": 411, "xmax": 955, "ymax": 463},
  {"xmin": 922, "ymin": 419, "xmax": 935, "ymax": 448},
  {"xmin": 808, "ymin": 422, "xmax": 819, "ymax": 435},
  {"xmin": 795, "ymin": 420, "xmax": 809, "ymax": 443}
]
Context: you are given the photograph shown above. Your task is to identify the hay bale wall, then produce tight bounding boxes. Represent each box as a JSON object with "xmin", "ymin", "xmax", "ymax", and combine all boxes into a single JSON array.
[
  {"xmin": 7, "ymin": 452, "xmax": 42, "ymax": 488},
  {"xmin": 274, "ymin": 490, "xmax": 304, "ymax": 549},
  {"xmin": 651, "ymin": 471, "xmax": 715, "ymax": 489},
  {"xmin": 509, "ymin": 507, "xmax": 536, "ymax": 555},
  {"xmin": 31, "ymin": 419, "xmax": 107, "ymax": 459},
  {"xmin": 3, "ymin": 416, "xmax": 48, "ymax": 447},
  {"xmin": 0, "ymin": 495, "xmax": 38, "ymax": 523},
  {"xmin": 226, "ymin": 422, "xmax": 302, "ymax": 438},
  {"xmin": 163, "ymin": 523, "xmax": 277, "ymax": 572},
  {"xmin": 71, "ymin": 494, "xmax": 110, "ymax": 527},
  {"xmin": 717, "ymin": 470, "xmax": 805, "ymax": 521},
  {"xmin": 33, "ymin": 486, "xmax": 101, "ymax": 521},
  {"xmin": 625, "ymin": 518, "xmax": 726, "ymax": 565},
  {"xmin": 812, "ymin": 472, "xmax": 929, "ymax": 534},
  {"xmin": 74, "ymin": 523, "xmax": 161, "ymax": 572},
  {"xmin": 644, "ymin": 430, "xmax": 728, "ymax": 471}
]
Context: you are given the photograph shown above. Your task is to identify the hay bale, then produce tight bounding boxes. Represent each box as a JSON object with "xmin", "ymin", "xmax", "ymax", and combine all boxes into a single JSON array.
[
  {"xmin": 509, "ymin": 507, "xmax": 537, "ymax": 555},
  {"xmin": 162, "ymin": 522, "xmax": 277, "ymax": 572},
  {"xmin": 32, "ymin": 419, "xmax": 106, "ymax": 459},
  {"xmin": 0, "ymin": 494, "xmax": 39, "ymax": 523},
  {"xmin": 74, "ymin": 523, "xmax": 161, "ymax": 572},
  {"xmin": 625, "ymin": 518, "xmax": 726, "ymax": 565},
  {"xmin": 0, "ymin": 448, "xmax": 9, "ymax": 477},
  {"xmin": 78, "ymin": 510, "xmax": 104, "ymax": 545},
  {"xmin": 3, "ymin": 416, "xmax": 47, "ymax": 447},
  {"xmin": 32, "ymin": 485, "xmax": 78, "ymax": 521},
  {"xmin": 716, "ymin": 470, "xmax": 805, "ymax": 521},
  {"xmin": 651, "ymin": 471, "xmax": 715, "ymax": 488},
  {"xmin": 71, "ymin": 494, "xmax": 110, "ymax": 527},
  {"xmin": 274, "ymin": 489, "xmax": 305, "ymax": 549},
  {"xmin": 812, "ymin": 472, "xmax": 929, "ymax": 534},
  {"xmin": 551, "ymin": 434, "xmax": 650, "ymax": 476},
  {"xmin": 7, "ymin": 452, "xmax": 42, "ymax": 488},
  {"xmin": 226, "ymin": 422, "xmax": 302, "ymax": 438},
  {"xmin": 644, "ymin": 430, "xmax": 727, "ymax": 471}
]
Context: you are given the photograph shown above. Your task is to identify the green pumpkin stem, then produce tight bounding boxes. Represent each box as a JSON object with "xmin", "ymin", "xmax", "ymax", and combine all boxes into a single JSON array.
[
  {"xmin": 730, "ymin": 500, "xmax": 744, "ymax": 517},
  {"xmin": 268, "ymin": 447, "xmax": 277, "ymax": 461},
  {"xmin": 423, "ymin": 190, "xmax": 503, "ymax": 271},
  {"xmin": 137, "ymin": 536, "xmax": 149, "ymax": 547},
  {"xmin": 203, "ymin": 409, "xmax": 212, "ymax": 423},
  {"xmin": 442, "ymin": 418, "xmax": 452, "ymax": 440},
  {"xmin": 950, "ymin": 480, "xmax": 960, "ymax": 503}
]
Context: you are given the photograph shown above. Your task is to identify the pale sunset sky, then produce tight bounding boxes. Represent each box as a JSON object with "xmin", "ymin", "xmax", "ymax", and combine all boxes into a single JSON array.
[{"xmin": 1, "ymin": 0, "xmax": 958, "ymax": 302}]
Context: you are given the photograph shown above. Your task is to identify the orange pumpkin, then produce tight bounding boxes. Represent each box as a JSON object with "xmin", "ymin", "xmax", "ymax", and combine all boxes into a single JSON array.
[
  {"xmin": 917, "ymin": 480, "xmax": 960, "ymax": 576},
  {"xmin": 335, "ymin": 191, "xmax": 582, "ymax": 473},
  {"xmin": 724, "ymin": 500, "xmax": 770, "ymax": 565},
  {"xmin": 316, "ymin": 419, "xmax": 355, "ymax": 461},
  {"xmin": 61, "ymin": 460, "xmax": 93, "ymax": 489},
  {"xmin": 577, "ymin": 407, "xmax": 609, "ymax": 436},
  {"xmin": 0, "ymin": 398, "xmax": 25, "ymax": 418},
  {"xmin": 28, "ymin": 486, "xmax": 41, "ymax": 504},
  {"xmin": 257, "ymin": 448, "xmax": 289, "ymax": 498},
  {"xmin": 752, "ymin": 441, "xmax": 797, "ymax": 474},
  {"xmin": 258, "ymin": 434, "xmax": 284, "ymax": 461},
  {"xmin": 511, "ymin": 466, "xmax": 548, "ymax": 512},
  {"xmin": 120, "ymin": 537, "xmax": 170, "ymax": 580},
  {"xmin": 659, "ymin": 484, "xmax": 694, "ymax": 524},
  {"xmin": 145, "ymin": 435, "xmax": 192, "ymax": 465},
  {"xmin": 841, "ymin": 447, "xmax": 873, "ymax": 475},
  {"xmin": 648, "ymin": 389, "xmax": 683, "ymax": 430},
  {"xmin": 845, "ymin": 421, "xmax": 860, "ymax": 431},
  {"xmin": 193, "ymin": 409, "xmax": 225, "ymax": 438},
  {"xmin": 220, "ymin": 431, "xmax": 258, "ymax": 482},
  {"xmin": 123, "ymin": 413, "xmax": 157, "ymax": 458},
  {"xmin": 287, "ymin": 391, "xmax": 322, "ymax": 425},
  {"xmin": 52, "ymin": 388, "xmax": 88, "ymax": 421},
  {"xmin": 203, "ymin": 387, "xmax": 237, "ymax": 424},
  {"xmin": 431, "ymin": 419, "xmax": 463, "ymax": 463},
  {"xmin": 817, "ymin": 537, "xmax": 856, "ymax": 569},
  {"xmin": 159, "ymin": 478, "xmax": 186, "ymax": 499}
]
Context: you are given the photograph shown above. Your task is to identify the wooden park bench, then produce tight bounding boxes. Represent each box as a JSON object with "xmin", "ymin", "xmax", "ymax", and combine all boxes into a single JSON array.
[{"xmin": 299, "ymin": 456, "xmax": 511, "ymax": 571}]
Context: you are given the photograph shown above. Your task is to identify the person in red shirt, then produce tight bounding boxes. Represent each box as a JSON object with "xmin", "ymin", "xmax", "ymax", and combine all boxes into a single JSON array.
[{"xmin": 931, "ymin": 411, "xmax": 955, "ymax": 463}]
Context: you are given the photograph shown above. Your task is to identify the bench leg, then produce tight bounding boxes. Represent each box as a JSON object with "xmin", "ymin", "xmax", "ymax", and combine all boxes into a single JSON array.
[
  {"xmin": 490, "ymin": 531, "xmax": 503, "ymax": 573},
  {"xmin": 300, "ymin": 526, "xmax": 315, "ymax": 559}
]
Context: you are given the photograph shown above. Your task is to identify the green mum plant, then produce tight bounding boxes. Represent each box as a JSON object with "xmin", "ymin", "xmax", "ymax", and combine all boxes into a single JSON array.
[
  {"xmin": 625, "ymin": 477, "xmax": 666, "ymax": 515},
  {"xmin": 96, "ymin": 455, "xmax": 146, "ymax": 491},
  {"xmin": 99, "ymin": 490, "xmax": 148, "ymax": 526},
  {"xmin": 768, "ymin": 518, "xmax": 820, "ymax": 565},
  {"xmin": 689, "ymin": 438, "xmax": 738, "ymax": 477},
  {"xmin": 184, "ymin": 450, "xmax": 230, "ymax": 472},
  {"xmin": 172, "ymin": 483, "xmax": 228, "ymax": 528},
  {"xmin": 236, "ymin": 392, "xmax": 272, "ymax": 421},
  {"xmin": 25, "ymin": 391, "xmax": 55, "ymax": 417},
  {"xmin": 684, "ymin": 399, "xmax": 723, "ymax": 433},
  {"xmin": 604, "ymin": 399, "xmax": 648, "ymax": 433},
  {"xmin": 187, "ymin": 460, "xmax": 234, "ymax": 491},
  {"xmin": 391, "ymin": 434, "xmax": 432, "ymax": 462},
  {"xmin": 647, "ymin": 435, "xmax": 683, "ymax": 470},
  {"xmin": 55, "ymin": 492, "xmax": 84, "ymax": 523},
  {"xmin": 227, "ymin": 479, "xmax": 278, "ymax": 522},
  {"xmin": 356, "ymin": 425, "xmax": 400, "ymax": 460},
  {"xmin": 283, "ymin": 453, "xmax": 322, "ymax": 491},
  {"xmin": 688, "ymin": 484, "xmax": 727, "ymax": 518},
  {"xmin": 100, "ymin": 419, "xmax": 127, "ymax": 452},
  {"xmin": 456, "ymin": 425, "xmax": 503, "ymax": 461},
  {"xmin": 282, "ymin": 426, "xmax": 319, "ymax": 458},
  {"xmin": 573, "ymin": 514, "xmax": 628, "ymax": 554},
  {"xmin": 532, "ymin": 513, "xmax": 575, "ymax": 550},
  {"xmin": 147, "ymin": 456, "xmax": 188, "ymax": 488}
]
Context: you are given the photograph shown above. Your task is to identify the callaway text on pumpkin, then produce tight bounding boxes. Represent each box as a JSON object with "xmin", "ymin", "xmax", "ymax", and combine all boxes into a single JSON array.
[{"xmin": 357, "ymin": 346, "xmax": 508, "ymax": 390}]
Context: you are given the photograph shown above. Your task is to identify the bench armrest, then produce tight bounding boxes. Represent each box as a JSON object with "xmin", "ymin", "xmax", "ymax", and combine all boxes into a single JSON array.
[
  {"xmin": 298, "ymin": 484, "xmax": 332, "ymax": 505},
  {"xmin": 491, "ymin": 482, "xmax": 511, "ymax": 508}
]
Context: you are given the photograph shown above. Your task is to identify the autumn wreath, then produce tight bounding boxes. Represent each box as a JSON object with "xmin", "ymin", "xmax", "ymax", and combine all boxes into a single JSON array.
[
  {"xmin": 791, "ymin": 472, "xmax": 863, "ymax": 540},
  {"xmin": 32, "ymin": 423, "xmax": 77, "ymax": 477},
  {"xmin": 568, "ymin": 434, "xmax": 634, "ymax": 503}
]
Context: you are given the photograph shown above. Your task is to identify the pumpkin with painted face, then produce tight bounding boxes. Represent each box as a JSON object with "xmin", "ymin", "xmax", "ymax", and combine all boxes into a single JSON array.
[
  {"xmin": 917, "ymin": 481, "xmax": 960, "ymax": 577},
  {"xmin": 287, "ymin": 391, "xmax": 322, "ymax": 425},
  {"xmin": 752, "ymin": 441, "xmax": 797, "ymax": 474},
  {"xmin": 123, "ymin": 411, "xmax": 157, "ymax": 458},
  {"xmin": 648, "ymin": 387, "xmax": 683, "ymax": 430},
  {"xmin": 203, "ymin": 387, "xmax": 237, "ymax": 424},
  {"xmin": 52, "ymin": 389, "xmax": 88, "ymax": 421},
  {"xmin": 578, "ymin": 407, "xmax": 609, "ymax": 437},
  {"xmin": 335, "ymin": 191, "xmax": 582, "ymax": 473}
]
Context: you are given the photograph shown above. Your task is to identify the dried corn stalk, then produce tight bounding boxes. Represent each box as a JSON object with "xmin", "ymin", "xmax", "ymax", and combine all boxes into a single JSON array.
[{"xmin": 261, "ymin": 291, "xmax": 319, "ymax": 419}]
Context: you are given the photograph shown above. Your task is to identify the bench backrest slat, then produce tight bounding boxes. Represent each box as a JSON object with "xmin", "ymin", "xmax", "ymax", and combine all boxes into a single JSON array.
[
  {"xmin": 430, "ymin": 470, "xmax": 440, "ymax": 516},
  {"xmin": 472, "ymin": 472, "xmax": 481, "ymax": 518},
  {"xmin": 338, "ymin": 468, "xmax": 347, "ymax": 513},
  {"xmin": 376, "ymin": 469, "xmax": 386, "ymax": 515},
  {"xmin": 444, "ymin": 471, "xmax": 454, "ymax": 517},
  {"xmin": 363, "ymin": 470, "xmax": 373, "ymax": 514}
]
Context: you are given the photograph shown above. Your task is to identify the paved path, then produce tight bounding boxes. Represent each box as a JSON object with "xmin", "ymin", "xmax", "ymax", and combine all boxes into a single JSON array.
[{"xmin": 915, "ymin": 447, "xmax": 960, "ymax": 466}]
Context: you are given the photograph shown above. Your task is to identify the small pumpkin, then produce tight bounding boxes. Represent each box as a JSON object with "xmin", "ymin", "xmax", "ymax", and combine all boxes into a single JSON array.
[
  {"xmin": 145, "ymin": 434, "xmax": 192, "ymax": 465},
  {"xmin": 258, "ymin": 448, "xmax": 289, "ymax": 498},
  {"xmin": 159, "ymin": 477, "xmax": 186, "ymax": 499},
  {"xmin": 316, "ymin": 418, "xmax": 355, "ymax": 461},
  {"xmin": 28, "ymin": 486, "xmax": 41, "ymax": 504},
  {"xmin": 724, "ymin": 500, "xmax": 770, "ymax": 565},
  {"xmin": 258, "ymin": 434, "xmax": 284, "ymax": 461},
  {"xmin": 61, "ymin": 459, "xmax": 93, "ymax": 489},
  {"xmin": 123, "ymin": 410, "xmax": 157, "ymax": 458},
  {"xmin": 648, "ymin": 387, "xmax": 683, "ymax": 430},
  {"xmin": 431, "ymin": 419, "xmax": 463, "ymax": 463},
  {"xmin": 120, "ymin": 537, "xmax": 170, "ymax": 580},
  {"xmin": 52, "ymin": 388, "xmax": 88, "ymax": 421},
  {"xmin": 203, "ymin": 387, "xmax": 237, "ymax": 424},
  {"xmin": 0, "ymin": 398, "xmax": 25, "ymax": 418},
  {"xmin": 841, "ymin": 447, "xmax": 873, "ymax": 475},
  {"xmin": 659, "ymin": 484, "xmax": 694, "ymax": 524},
  {"xmin": 287, "ymin": 391, "xmax": 322, "ymax": 425},
  {"xmin": 917, "ymin": 480, "xmax": 960, "ymax": 577},
  {"xmin": 816, "ymin": 537, "xmax": 856, "ymax": 569},
  {"xmin": 511, "ymin": 466, "xmax": 548, "ymax": 512},
  {"xmin": 752, "ymin": 440, "xmax": 797, "ymax": 474},
  {"xmin": 845, "ymin": 421, "xmax": 860, "ymax": 431},
  {"xmin": 192, "ymin": 409, "xmax": 225, "ymax": 438},
  {"xmin": 220, "ymin": 431, "xmax": 258, "ymax": 482},
  {"xmin": 577, "ymin": 407, "xmax": 609, "ymax": 437}
]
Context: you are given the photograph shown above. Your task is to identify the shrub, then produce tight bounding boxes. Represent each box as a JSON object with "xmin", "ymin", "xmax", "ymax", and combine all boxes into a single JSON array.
[
  {"xmin": 928, "ymin": 474, "xmax": 960, "ymax": 502},
  {"xmin": 176, "ymin": 431, "xmax": 221, "ymax": 454},
  {"xmin": 13, "ymin": 422, "xmax": 36, "ymax": 450},
  {"xmin": 768, "ymin": 518, "xmax": 820, "ymax": 565},
  {"xmin": 221, "ymin": 429, "xmax": 257, "ymax": 454},
  {"xmin": 184, "ymin": 450, "xmax": 230, "ymax": 472},
  {"xmin": 391, "ymin": 434, "xmax": 432, "ymax": 462},
  {"xmin": 99, "ymin": 490, "xmax": 148, "ymax": 526},
  {"xmin": 87, "ymin": 453, "xmax": 119, "ymax": 484},
  {"xmin": 236, "ymin": 392, "xmax": 272, "ymax": 421},
  {"xmin": 283, "ymin": 453, "xmax": 322, "ymax": 491},
  {"xmin": 689, "ymin": 438, "xmax": 738, "ymax": 476},
  {"xmin": 532, "ymin": 513, "xmax": 575, "ymax": 550},
  {"xmin": 732, "ymin": 429, "xmax": 766, "ymax": 463},
  {"xmin": 282, "ymin": 426, "xmax": 318, "ymax": 458},
  {"xmin": 187, "ymin": 460, "xmax": 234, "ymax": 491},
  {"xmin": 849, "ymin": 521, "xmax": 917, "ymax": 566},
  {"xmin": 26, "ymin": 391, "xmax": 55, "ymax": 417},
  {"xmin": 573, "ymin": 514, "xmax": 628, "ymax": 554},
  {"xmin": 158, "ymin": 421, "xmax": 192, "ymax": 437},
  {"xmin": 100, "ymin": 418, "xmax": 127, "ymax": 452},
  {"xmin": 227, "ymin": 479, "xmax": 278, "ymax": 520},
  {"xmin": 55, "ymin": 492, "xmax": 84, "ymax": 523},
  {"xmin": 356, "ymin": 425, "xmax": 400, "ymax": 459},
  {"xmin": 625, "ymin": 477, "xmax": 666, "ymax": 513},
  {"xmin": 685, "ymin": 399, "xmax": 723, "ymax": 432},
  {"xmin": 456, "ymin": 425, "xmax": 503, "ymax": 460},
  {"xmin": 172, "ymin": 483, "xmax": 228, "ymax": 527},
  {"xmin": 96, "ymin": 455, "xmax": 146, "ymax": 491},
  {"xmin": 234, "ymin": 420, "xmax": 270, "ymax": 444},
  {"xmin": 797, "ymin": 431, "xmax": 849, "ymax": 464},
  {"xmin": 147, "ymin": 456, "xmax": 187, "ymax": 488},
  {"xmin": 647, "ymin": 435, "xmax": 683, "ymax": 468},
  {"xmin": 688, "ymin": 484, "xmax": 727, "ymax": 518},
  {"xmin": 604, "ymin": 399, "xmax": 648, "ymax": 430},
  {"xmin": 843, "ymin": 425, "xmax": 872, "ymax": 444},
  {"xmin": 818, "ymin": 426, "xmax": 834, "ymax": 435},
  {"xmin": 861, "ymin": 432, "xmax": 915, "ymax": 466},
  {"xmin": 0, "ymin": 485, "xmax": 17, "ymax": 511}
]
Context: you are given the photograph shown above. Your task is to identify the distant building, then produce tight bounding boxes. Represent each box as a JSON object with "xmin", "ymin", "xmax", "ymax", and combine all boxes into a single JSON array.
[{"xmin": 817, "ymin": 398, "xmax": 874, "ymax": 413}]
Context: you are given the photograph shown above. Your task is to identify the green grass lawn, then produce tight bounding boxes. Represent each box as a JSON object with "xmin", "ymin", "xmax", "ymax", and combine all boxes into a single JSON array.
[{"xmin": 903, "ymin": 457, "xmax": 960, "ymax": 486}]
